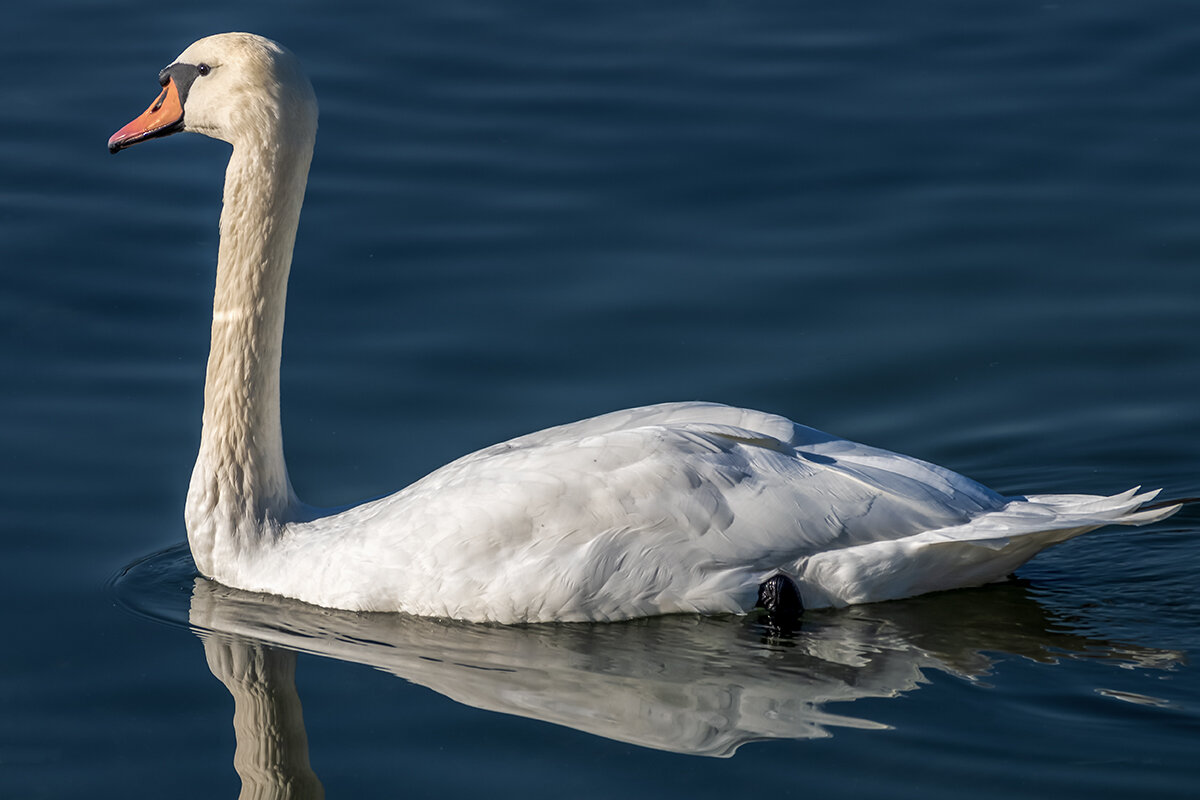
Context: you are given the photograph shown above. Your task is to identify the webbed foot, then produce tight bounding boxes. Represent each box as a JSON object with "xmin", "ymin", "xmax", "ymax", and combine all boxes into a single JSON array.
[{"xmin": 756, "ymin": 574, "xmax": 803, "ymax": 629}]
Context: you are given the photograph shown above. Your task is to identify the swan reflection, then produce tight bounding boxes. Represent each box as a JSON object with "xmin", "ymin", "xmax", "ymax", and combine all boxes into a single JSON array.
[
  {"xmin": 112, "ymin": 549, "xmax": 1178, "ymax": 797},
  {"xmin": 180, "ymin": 569, "xmax": 1180, "ymax": 800},
  {"xmin": 202, "ymin": 636, "xmax": 324, "ymax": 800}
]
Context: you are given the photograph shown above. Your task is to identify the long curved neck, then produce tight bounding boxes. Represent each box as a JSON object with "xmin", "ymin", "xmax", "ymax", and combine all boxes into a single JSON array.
[{"xmin": 186, "ymin": 124, "xmax": 315, "ymax": 579}]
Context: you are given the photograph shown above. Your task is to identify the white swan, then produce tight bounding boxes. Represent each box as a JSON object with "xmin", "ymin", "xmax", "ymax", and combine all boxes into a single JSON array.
[{"xmin": 109, "ymin": 33, "xmax": 1178, "ymax": 623}]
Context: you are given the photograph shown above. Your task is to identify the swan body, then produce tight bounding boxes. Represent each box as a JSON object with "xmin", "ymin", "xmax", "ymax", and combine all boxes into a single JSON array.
[{"xmin": 110, "ymin": 34, "xmax": 1178, "ymax": 623}]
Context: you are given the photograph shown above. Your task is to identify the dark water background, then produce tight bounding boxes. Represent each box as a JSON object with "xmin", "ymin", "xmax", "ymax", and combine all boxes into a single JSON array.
[{"xmin": 3, "ymin": 1, "xmax": 1199, "ymax": 797}]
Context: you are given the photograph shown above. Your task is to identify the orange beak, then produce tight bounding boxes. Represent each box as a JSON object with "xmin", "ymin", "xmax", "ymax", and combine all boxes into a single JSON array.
[{"xmin": 108, "ymin": 78, "xmax": 185, "ymax": 153}]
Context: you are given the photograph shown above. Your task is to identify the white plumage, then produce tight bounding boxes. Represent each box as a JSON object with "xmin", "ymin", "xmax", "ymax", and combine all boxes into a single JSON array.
[{"xmin": 109, "ymin": 33, "xmax": 1177, "ymax": 623}]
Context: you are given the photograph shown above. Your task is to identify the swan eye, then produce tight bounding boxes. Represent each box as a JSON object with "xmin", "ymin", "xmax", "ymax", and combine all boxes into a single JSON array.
[{"xmin": 197, "ymin": 63, "xmax": 212, "ymax": 76}]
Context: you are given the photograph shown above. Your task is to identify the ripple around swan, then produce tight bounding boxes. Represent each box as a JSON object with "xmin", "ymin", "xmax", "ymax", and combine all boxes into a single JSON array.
[{"xmin": 113, "ymin": 546, "xmax": 1182, "ymax": 761}]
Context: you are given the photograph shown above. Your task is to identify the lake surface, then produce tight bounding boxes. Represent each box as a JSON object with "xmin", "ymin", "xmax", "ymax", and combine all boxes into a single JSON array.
[{"xmin": 4, "ymin": 1, "xmax": 1199, "ymax": 797}]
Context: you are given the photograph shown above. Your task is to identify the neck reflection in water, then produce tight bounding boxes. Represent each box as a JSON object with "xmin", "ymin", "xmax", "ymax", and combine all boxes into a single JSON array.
[
  {"xmin": 202, "ymin": 635, "xmax": 324, "ymax": 800},
  {"xmin": 153, "ymin": 555, "xmax": 1180, "ymax": 799}
]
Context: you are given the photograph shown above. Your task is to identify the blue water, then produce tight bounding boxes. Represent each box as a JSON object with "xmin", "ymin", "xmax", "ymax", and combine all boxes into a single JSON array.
[{"xmin": 4, "ymin": 1, "xmax": 1200, "ymax": 797}]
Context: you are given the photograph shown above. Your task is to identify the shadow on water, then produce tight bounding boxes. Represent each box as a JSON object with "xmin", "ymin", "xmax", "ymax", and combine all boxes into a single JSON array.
[{"xmin": 114, "ymin": 545, "xmax": 1181, "ymax": 799}]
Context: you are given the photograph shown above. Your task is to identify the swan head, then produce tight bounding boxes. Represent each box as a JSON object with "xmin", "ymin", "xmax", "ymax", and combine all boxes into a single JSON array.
[{"xmin": 109, "ymin": 33, "xmax": 317, "ymax": 154}]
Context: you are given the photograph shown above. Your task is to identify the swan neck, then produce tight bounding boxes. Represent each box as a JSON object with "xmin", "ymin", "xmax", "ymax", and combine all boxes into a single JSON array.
[{"xmin": 187, "ymin": 124, "xmax": 315, "ymax": 576}]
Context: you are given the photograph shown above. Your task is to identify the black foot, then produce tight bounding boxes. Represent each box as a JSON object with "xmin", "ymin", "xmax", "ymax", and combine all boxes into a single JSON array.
[{"xmin": 756, "ymin": 574, "xmax": 804, "ymax": 628}]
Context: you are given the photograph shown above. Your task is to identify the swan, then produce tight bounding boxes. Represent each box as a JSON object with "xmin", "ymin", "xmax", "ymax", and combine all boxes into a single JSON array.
[{"xmin": 108, "ymin": 33, "xmax": 1178, "ymax": 624}]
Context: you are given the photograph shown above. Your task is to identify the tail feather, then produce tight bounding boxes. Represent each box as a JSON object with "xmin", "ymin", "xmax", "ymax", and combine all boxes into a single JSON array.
[{"xmin": 793, "ymin": 488, "xmax": 1180, "ymax": 610}]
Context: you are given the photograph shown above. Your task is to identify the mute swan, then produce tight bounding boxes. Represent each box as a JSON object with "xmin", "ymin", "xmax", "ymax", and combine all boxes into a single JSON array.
[{"xmin": 109, "ymin": 33, "xmax": 1178, "ymax": 623}]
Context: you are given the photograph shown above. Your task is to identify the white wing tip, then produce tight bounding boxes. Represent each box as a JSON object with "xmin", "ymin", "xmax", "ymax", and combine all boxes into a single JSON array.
[{"xmin": 1024, "ymin": 487, "xmax": 1181, "ymax": 526}]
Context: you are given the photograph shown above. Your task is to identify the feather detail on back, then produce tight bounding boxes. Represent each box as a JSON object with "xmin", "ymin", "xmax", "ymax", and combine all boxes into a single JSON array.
[{"xmin": 221, "ymin": 403, "xmax": 1174, "ymax": 622}]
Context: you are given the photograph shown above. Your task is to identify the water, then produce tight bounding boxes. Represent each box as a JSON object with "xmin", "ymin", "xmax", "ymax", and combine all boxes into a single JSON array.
[{"xmin": 4, "ymin": 1, "xmax": 1199, "ymax": 797}]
